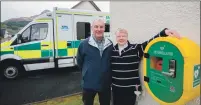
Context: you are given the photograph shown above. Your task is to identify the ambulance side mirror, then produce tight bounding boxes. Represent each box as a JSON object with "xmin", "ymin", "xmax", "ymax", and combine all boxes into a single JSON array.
[{"xmin": 17, "ymin": 34, "xmax": 22, "ymax": 44}]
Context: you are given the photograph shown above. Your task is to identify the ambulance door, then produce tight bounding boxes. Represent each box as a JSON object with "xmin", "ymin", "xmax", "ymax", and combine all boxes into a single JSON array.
[
  {"xmin": 55, "ymin": 14, "xmax": 74, "ymax": 68},
  {"xmin": 72, "ymin": 15, "xmax": 93, "ymax": 65},
  {"xmin": 11, "ymin": 20, "xmax": 54, "ymax": 71}
]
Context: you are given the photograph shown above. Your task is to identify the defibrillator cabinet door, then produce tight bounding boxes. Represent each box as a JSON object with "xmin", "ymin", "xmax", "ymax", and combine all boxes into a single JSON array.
[{"xmin": 145, "ymin": 41, "xmax": 184, "ymax": 103}]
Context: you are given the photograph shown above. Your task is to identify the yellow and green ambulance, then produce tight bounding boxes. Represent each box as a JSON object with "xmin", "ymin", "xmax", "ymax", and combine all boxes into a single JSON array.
[{"xmin": 0, "ymin": 7, "xmax": 110, "ymax": 79}]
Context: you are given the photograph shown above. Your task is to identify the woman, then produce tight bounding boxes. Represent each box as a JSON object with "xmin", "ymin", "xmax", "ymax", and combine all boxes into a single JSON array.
[{"xmin": 110, "ymin": 28, "xmax": 181, "ymax": 105}]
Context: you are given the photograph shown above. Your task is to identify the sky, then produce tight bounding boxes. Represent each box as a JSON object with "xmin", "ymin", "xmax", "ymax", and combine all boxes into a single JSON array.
[{"xmin": 1, "ymin": 1, "xmax": 110, "ymax": 22}]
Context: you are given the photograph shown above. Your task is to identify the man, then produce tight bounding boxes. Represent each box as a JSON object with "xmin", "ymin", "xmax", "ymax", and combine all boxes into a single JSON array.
[
  {"xmin": 76, "ymin": 19, "xmax": 113, "ymax": 105},
  {"xmin": 110, "ymin": 28, "xmax": 181, "ymax": 105}
]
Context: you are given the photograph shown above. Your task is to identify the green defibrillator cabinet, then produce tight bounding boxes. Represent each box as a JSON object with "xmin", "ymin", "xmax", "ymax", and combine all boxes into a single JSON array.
[{"xmin": 143, "ymin": 37, "xmax": 200, "ymax": 105}]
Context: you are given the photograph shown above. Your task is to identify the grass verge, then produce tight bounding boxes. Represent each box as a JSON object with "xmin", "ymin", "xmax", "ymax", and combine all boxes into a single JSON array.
[{"xmin": 32, "ymin": 94, "xmax": 100, "ymax": 105}]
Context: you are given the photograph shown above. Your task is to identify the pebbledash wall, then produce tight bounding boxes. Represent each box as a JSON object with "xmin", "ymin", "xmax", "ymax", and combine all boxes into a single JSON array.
[{"xmin": 110, "ymin": 1, "xmax": 200, "ymax": 105}]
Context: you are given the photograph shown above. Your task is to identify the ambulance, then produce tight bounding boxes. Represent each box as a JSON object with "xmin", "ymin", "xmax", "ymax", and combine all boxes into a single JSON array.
[{"xmin": 0, "ymin": 7, "xmax": 111, "ymax": 79}]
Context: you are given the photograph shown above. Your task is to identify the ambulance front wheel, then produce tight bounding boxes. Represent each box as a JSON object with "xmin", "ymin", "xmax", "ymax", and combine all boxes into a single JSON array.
[{"xmin": 1, "ymin": 60, "xmax": 25, "ymax": 79}]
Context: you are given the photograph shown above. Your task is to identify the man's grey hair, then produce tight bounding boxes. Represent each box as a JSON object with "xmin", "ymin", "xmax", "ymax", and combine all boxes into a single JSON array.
[{"xmin": 91, "ymin": 18, "xmax": 106, "ymax": 27}]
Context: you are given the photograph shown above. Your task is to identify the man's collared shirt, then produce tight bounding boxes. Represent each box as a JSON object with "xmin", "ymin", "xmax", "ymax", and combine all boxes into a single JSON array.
[{"xmin": 92, "ymin": 35, "xmax": 105, "ymax": 57}]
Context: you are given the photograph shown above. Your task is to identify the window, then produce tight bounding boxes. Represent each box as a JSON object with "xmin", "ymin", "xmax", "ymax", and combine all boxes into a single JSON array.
[
  {"xmin": 150, "ymin": 56, "xmax": 163, "ymax": 71},
  {"xmin": 31, "ymin": 24, "xmax": 48, "ymax": 41},
  {"xmin": 15, "ymin": 23, "xmax": 48, "ymax": 44},
  {"xmin": 105, "ymin": 24, "xmax": 110, "ymax": 32},
  {"xmin": 21, "ymin": 27, "xmax": 31, "ymax": 43},
  {"xmin": 76, "ymin": 22, "xmax": 91, "ymax": 40}
]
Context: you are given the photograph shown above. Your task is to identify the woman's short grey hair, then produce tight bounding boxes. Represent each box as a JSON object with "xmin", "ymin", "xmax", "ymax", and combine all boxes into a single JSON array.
[{"xmin": 115, "ymin": 28, "xmax": 128, "ymax": 35}]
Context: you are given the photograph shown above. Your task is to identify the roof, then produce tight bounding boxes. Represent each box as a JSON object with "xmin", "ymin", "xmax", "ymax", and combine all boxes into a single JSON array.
[{"xmin": 71, "ymin": 1, "xmax": 101, "ymax": 11}]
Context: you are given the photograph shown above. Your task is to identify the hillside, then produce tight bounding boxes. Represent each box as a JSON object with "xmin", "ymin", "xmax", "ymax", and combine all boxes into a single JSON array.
[
  {"xmin": 3, "ymin": 10, "xmax": 50, "ymax": 23},
  {"xmin": 2, "ymin": 10, "xmax": 50, "ymax": 35}
]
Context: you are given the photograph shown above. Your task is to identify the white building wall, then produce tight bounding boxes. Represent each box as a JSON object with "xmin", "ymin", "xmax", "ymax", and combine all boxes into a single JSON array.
[
  {"xmin": 110, "ymin": 1, "xmax": 200, "ymax": 105},
  {"xmin": 73, "ymin": 1, "xmax": 97, "ymax": 11}
]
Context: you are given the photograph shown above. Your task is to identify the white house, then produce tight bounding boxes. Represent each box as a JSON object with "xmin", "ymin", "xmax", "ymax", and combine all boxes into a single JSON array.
[
  {"xmin": 71, "ymin": 1, "xmax": 101, "ymax": 11},
  {"xmin": 110, "ymin": 1, "xmax": 200, "ymax": 105}
]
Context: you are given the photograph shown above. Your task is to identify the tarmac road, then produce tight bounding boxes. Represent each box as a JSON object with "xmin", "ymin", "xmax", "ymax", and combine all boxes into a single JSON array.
[{"xmin": 0, "ymin": 67, "xmax": 82, "ymax": 105}]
